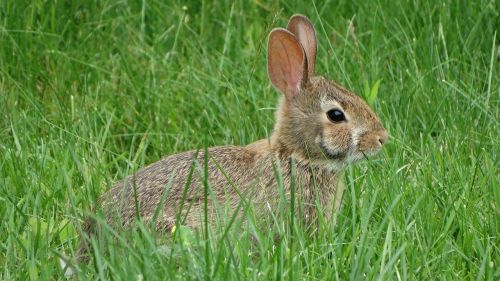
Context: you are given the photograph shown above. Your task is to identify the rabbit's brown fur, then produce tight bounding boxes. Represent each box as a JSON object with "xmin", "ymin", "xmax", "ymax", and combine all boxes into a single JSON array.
[
  {"xmin": 98, "ymin": 143, "xmax": 342, "ymax": 233},
  {"xmin": 79, "ymin": 15, "xmax": 387, "ymax": 257}
]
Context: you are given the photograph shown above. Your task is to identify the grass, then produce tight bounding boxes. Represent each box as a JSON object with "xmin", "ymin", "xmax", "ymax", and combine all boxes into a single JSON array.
[{"xmin": 0, "ymin": 0, "xmax": 498, "ymax": 280}]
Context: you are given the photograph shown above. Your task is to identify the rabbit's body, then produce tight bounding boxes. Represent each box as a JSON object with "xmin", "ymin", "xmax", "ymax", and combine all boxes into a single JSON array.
[
  {"xmin": 100, "ymin": 138, "xmax": 343, "ymax": 233},
  {"xmin": 80, "ymin": 15, "xmax": 387, "ymax": 258}
]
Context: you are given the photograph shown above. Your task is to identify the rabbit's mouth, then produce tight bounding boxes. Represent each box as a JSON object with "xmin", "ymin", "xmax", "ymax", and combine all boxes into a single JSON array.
[{"xmin": 349, "ymin": 148, "xmax": 381, "ymax": 162}]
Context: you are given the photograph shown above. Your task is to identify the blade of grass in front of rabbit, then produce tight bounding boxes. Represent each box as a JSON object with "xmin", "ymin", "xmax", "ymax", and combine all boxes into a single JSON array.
[
  {"xmin": 289, "ymin": 156, "xmax": 296, "ymax": 281},
  {"xmin": 173, "ymin": 149, "xmax": 198, "ymax": 226},
  {"xmin": 150, "ymin": 173, "xmax": 175, "ymax": 231},
  {"xmin": 271, "ymin": 159, "xmax": 286, "ymax": 281},
  {"xmin": 203, "ymin": 144, "xmax": 211, "ymax": 277},
  {"xmin": 170, "ymin": 150, "xmax": 198, "ymax": 262}
]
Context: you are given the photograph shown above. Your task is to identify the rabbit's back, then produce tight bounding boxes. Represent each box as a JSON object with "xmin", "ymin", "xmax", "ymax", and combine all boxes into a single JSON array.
[{"xmin": 100, "ymin": 144, "xmax": 272, "ymax": 231}]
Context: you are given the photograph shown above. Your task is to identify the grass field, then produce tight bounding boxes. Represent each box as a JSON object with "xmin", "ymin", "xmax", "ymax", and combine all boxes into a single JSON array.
[{"xmin": 1, "ymin": 0, "xmax": 498, "ymax": 280}]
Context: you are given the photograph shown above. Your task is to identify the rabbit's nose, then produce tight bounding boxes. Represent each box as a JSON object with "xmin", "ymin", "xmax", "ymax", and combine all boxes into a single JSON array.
[{"xmin": 377, "ymin": 131, "xmax": 388, "ymax": 145}]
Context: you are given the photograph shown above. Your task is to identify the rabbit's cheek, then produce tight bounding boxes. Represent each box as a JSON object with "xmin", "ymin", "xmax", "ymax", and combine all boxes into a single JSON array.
[
  {"xmin": 350, "ymin": 127, "xmax": 367, "ymax": 150},
  {"xmin": 319, "ymin": 126, "xmax": 351, "ymax": 158}
]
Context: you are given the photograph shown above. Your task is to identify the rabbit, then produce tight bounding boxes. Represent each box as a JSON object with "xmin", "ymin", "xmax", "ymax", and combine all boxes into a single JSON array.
[{"xmin": 79, "ymin": 14, "xmax": 387, "ymax": 258}]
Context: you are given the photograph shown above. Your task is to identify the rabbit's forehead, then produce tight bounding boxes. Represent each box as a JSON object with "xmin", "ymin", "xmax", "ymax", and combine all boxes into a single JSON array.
[
  {"xmin": 312, "ymin": 77, "xmax": 357, "ymax": 102},
  {"xmin": 319, "ymin": 99, "xmax": 343, "ymax": 111},
  {"xmin": 315, "ymin": 83, "xmax": 364, "ymax": 111}
]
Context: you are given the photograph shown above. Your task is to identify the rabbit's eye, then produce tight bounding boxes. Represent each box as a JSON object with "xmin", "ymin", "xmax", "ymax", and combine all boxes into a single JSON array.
[{"xmin": 327, "ymin": 109, "xmax": 346, "ymax": 122}]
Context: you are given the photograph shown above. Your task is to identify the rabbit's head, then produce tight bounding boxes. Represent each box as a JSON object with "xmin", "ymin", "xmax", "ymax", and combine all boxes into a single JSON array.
[{"xmin": 268, "ymin": 15, "xmax": 387, "ymax": 170}]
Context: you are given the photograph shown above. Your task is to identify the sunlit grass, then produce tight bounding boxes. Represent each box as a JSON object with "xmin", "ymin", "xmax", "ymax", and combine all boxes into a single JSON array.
[{"xmin": 0, "ymin": 0, "xmax": 498, "ymax": 280}]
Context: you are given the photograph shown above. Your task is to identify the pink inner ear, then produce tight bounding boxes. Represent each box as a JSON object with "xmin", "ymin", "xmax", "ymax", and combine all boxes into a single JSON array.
[{"xmin": 268, "ymin": 29, "xmax": 307, "ymax": 99}]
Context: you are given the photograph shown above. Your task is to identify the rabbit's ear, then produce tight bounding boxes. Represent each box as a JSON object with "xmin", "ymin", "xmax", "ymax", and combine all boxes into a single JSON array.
[
  {"xmin": 287, "ymin": 15, "xmax": 317, "ymax": 76},
  {"xmin": 267, "ymin": 28, "xmax": 308, "ymax": 99}
]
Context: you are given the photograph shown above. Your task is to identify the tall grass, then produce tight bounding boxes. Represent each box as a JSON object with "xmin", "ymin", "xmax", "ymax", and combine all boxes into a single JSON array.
[{"xmin": 0, "ymin": 0, "xmax": 498, "ymax": 280}]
